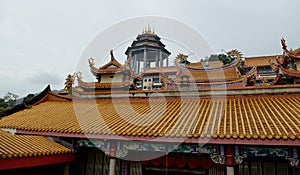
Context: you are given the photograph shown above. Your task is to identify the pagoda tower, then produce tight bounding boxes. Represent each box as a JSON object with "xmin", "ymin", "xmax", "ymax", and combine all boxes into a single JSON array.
[{"xmin": 125, "ymin": 26, "xmax": 171, "ymax": 75}]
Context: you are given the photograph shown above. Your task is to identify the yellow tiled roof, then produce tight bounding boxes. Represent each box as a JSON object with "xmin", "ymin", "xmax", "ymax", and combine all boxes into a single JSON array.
[
  {"xmin": 187, "ymin": 61, "xmax": 223, "ymax": 69},
  {"xmin": 144, "ymin": 66, "xmax": 177, "ymax": 74},
  {"xmin": 0, "ymin": 129, "xmax": 10, "ymax": 135},
  {"xmin": 0, "ymin": 133, "xmax": 74, "ymax": 159},
  {"xmin": 0, "ymin": 96, "xmax": 300, "ymax": 141},
  {"xmin": 244, "ymin": 56, "xmax": 277, "ymax": 67},
  {"xmin": 179, "ymin": 67, "xmax": 240, "ymax": 82}
]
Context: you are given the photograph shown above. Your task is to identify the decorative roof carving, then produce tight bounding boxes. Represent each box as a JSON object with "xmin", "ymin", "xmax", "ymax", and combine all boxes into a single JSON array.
[
  {"xmin": 89, "ymin": 50, "xmax": 125, "ymax": 76},
  {"xmin": 63, "ymin": 74, "xmax": 75, "ymax": 94},
  {"xmin": 281, "ymin": 37, "xmax": 300, "ymax": 60}
]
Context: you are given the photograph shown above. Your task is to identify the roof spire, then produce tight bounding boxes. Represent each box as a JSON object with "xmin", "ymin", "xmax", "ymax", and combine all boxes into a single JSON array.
[
  {"xmin": 148, "ymin": 23, "xmax": 151, "ymax": 33},
  {"xmin": 142, "ymin": 24, "xmax": 155, "ymax": 34},
  {"xmin": 110, "ymin": 49, "xmax": 116, "ymax": 62}
]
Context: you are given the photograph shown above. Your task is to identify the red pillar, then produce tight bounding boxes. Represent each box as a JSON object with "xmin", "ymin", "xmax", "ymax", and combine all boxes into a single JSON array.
[
  {"xmin": 226, "ymin": 145, "xmax": 235, "ymax": 175},
  {"xmin": 226, "ymin": 145, "xmax": 234, "ymax": 165},
  {"xmin": 110, "ymin": 142, "xmax": 116, "ymax": 157},
  {"xmin": 109, "ymin": 142, "xmax": 116, "ymax": 175}
]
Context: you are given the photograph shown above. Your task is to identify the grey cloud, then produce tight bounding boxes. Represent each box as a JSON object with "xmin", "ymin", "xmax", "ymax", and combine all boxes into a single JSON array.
[{"xmin": 29, "ymin": 71, "xmax": 64, "ymax": 87}]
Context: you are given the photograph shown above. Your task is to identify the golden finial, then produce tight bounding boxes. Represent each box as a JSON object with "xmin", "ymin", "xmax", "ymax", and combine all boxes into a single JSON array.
[
  {"xmin": 148, "ymin": 23, "xmax": 151, "ymax": 33},
  {"xmin": 141, "ymin": 24, "xmax": 155, "ymax": 34}
]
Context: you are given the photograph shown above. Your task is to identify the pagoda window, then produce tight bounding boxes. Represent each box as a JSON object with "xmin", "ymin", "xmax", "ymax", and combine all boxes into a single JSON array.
[
  {"xmin": 153, "ymin": 77, "xmax": 159, "ymax": 83},
  {"xmin": 110, "ymin": 75, "xmax": 114, "ymax": 79},
  {"xmin": 144, "ymin": 79, "xmax": 147, "ymax": 82},
  {"xmin": 143, "ymin": 86, "xmax": 147, "ymax": 89},
  {"xmin": 148, "ymin": 78, "xmax": 151, "ymax": 82}
]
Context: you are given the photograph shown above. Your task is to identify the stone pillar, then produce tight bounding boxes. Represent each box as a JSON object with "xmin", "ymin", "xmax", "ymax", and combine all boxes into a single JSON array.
[
  {"xmin": 226, "ymin": 145, "xmax": 234, "ymax": 175},
  {"xmin": 109, "ymin": 142, "xmax": 116, "ymax": 175},
  {"xmin": 166, "ymin": 56, "xmax": 169, "ymax": 67},
  {"xmin": 137, "ymin": 61, "xmax": 140, "ymax": 74},
  {"xmin": 129, "ymin": 51, "xmax": 133, "ymax": 68},
  {"xmin": 63, "ymin": 163, "xmax": 70, "ymax": 175},
  {"xmin": 159, "ymin": 51, "xmax": 163, "ymax": 67},
  {"xmin": 155, "ymin": 50, "xmax": 159, "ymax": 67},
  {"xmin": 143, "ymin": 48, "xmax": 147, "ymax": 72},
  {"xmin": 226, "ymin": 167, "xmax": 234, "ymax": 175},
  {"xmin": 132, "ymin": 55, "xmax": 136, "ymax": 72},
  {"xmin": 109, "ymin": 159, "xmax": 116, "ymax": 175}
]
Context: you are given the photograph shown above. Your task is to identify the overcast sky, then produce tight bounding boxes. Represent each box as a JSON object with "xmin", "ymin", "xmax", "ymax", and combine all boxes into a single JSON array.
[{"xmin": 0, "ymin": 0, "xmax": 299, "ymax": 98}]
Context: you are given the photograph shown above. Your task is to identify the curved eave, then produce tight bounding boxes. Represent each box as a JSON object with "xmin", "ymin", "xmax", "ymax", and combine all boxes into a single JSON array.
[
  {"xmin": 16, "ymin": 130, "xmax": 300, "ymax": 146},
  {"xmin": 0, "ymin": 85, "xmax": 51, "ymax": 118},
  {"xmin": 281, "ymin": 38, "xmax": 300, "ymax": 60},
  {"xmin": 89, "ymin": 64, "xmax": 100, "ymax": 77},
  {"xmin": 131, "ymin": 38, "xmax": 165, "ymax": 48},
  {"xmin": 285, "ymin": 49, "xmax": 300, "ymax": 60},
  {"xmin": 125, "ymin": 45, "xmax": 171, "ymax": 55},
  {"xmin": 280, "ymin": 66, "xmax": 300, "ymax": 78},
  {"xmin": 90, "ymin": 65, "xmax": 126, "ymax": 76},
  {"xmin": 77, "ymin": 79, "xmax": 131, "ymax": 90},
  {"xmin": 47, "ymin": 91, "xmax": 73, "ymax": 101},
  {"xmin": 93, "ymin": 69, "xmax": 126, "ymax": 75}
]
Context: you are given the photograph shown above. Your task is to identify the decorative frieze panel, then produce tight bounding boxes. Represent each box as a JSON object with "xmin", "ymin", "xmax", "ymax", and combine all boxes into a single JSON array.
[
  {"xmin": 122, "ymin": 142, "xmax": 216, "ymax": 154},
  {"xmin": 242, "ymin": 147, "xmax": 288, "ymax": 157}
]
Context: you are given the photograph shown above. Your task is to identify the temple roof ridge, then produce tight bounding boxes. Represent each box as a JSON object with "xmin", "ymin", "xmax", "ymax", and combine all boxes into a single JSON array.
[{"xmin": 100, "ymin": 50, "xmax": 122, "ymax": 69}]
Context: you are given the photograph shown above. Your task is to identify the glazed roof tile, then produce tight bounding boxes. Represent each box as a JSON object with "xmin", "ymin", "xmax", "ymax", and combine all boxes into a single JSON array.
[
  {"xmin": 0, "ymin": 130, "xmax": 10, "ymax": 135},
  {"xmin": 244, "ymin": 56, "xmax": 277, "ymax": 67},
  {"xmin": 0, "ymin": 132, "xmax": 74, "ymax": 159},
  {"xmin": 144, "ymin": 66, "xmax": 177, "ymax": 74},
  {"xmin": 180, "ymin": 67, "xmax": 240, "ymax": 82},
  {"xmin": 187, "ymin": 61, "xmax": 223, "ymax": 69},
  {"xmin": 0, "ymin": 95, "xmax": 300, "ymax": 142}
]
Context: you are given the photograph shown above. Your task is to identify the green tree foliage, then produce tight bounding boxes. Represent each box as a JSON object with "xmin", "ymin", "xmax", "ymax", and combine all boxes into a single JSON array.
[
  {"xmin": 0, "ymin": 98, "xmax": 8, "ymax": 111},
  {"xmin": 3, "ymin": 92, "xmax": 19, "ymax": 108},
  {"xmin": 23, "ymin": 94, "xmax": 35, "ymax": 103}
]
